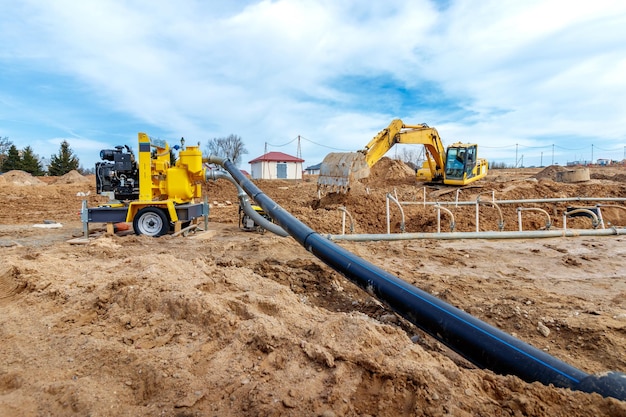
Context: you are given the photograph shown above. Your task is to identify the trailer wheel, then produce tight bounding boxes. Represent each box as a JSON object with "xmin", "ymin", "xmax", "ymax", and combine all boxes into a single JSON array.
[{"xmin": 133, "ymin": 207, "xmax": 169, "ymax": 237}]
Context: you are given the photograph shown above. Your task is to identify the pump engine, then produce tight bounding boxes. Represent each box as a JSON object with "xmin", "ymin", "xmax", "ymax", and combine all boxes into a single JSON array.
[{"xmin": 95, "ymin": 145, "xmax": 139, "ymax": 201}]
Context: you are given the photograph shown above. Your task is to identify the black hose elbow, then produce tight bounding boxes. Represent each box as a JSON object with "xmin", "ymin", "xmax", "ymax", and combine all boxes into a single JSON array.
[{"xmin": 574, "ymin": 371, "xmax": 626, "ymax": 401}]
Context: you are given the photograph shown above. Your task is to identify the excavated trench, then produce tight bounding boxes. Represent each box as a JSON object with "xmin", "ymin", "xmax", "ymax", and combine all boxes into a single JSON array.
[{"xmin": 208, "ymin": 155, "xmax": 626, "ymax": 401}]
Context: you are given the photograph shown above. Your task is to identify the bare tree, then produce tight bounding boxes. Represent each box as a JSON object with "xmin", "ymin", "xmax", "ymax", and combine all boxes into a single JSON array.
[
  {"xmin": 0, "ymin": 136, "xmax": 11, "ymax": 167},
  {"xmin": 0, "ymin": 136, "xmax": 11, "ymax": 154},
  {"xmin": 395, "ymin": 147, "xmax": 424, "ymax": 168},
  {"xmin": 396, "ymin": 147, "xmax": 420, "ymax": 163},
  {"xmin": 205, "ymin": 134, "xmax": 248, "ymax": 167}
]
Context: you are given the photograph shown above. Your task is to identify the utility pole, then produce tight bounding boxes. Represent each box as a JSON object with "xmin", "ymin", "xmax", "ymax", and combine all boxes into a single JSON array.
[
  {"xmin": 296, "ymin": 135, "xmax": 302, "ymax": 160},
  {"xmin": 515, "ymin": 144, "xmax": 518, "ymax": 168},
  {"xmin": 297, "ymin": 136, "xmax": 302, "ymax": 182},
  {"xmin": 264, "ymin": 142, "xmax": 269, "ymax": 179},
  {"xmin": 540, "ymin": 151, "xmax": 543, "ymax": 167},
  {"xmin": 552, "ymin": 144, "xmax": 554, "ymax": 165}
]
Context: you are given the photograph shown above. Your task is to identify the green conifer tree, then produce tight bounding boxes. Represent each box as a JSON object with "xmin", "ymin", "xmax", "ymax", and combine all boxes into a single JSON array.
[
  {"xmin": 21, "ymin": 146, "xmax": 45, "ymax": 176},
  {"xmin": 48, "ymin": 140, "xmax": 79, "ymax": 176},
  {"xmin": 1, "ymin": 144, "xmax": 22, "ymax": 172}
]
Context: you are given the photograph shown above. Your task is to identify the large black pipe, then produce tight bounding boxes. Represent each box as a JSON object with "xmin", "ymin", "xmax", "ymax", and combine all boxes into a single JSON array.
[{"xmin": 212, "ymin": 157, "xmax": 626, "ymax": 401}]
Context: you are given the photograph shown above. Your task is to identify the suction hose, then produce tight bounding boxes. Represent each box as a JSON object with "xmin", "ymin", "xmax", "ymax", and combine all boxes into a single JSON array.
[
  {"xmin": 207, "ymin": 156, "xmax": 626, "ymax": 401},
  {"xmin": 205, "ymin": 167, "xmax": 288, "ymax": 237}
]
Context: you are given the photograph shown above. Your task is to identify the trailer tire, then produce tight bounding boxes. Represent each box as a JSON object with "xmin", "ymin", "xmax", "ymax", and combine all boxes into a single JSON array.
[{"xmin": 133, "ymin": 207, "xmax": 169, "ymax": 237}]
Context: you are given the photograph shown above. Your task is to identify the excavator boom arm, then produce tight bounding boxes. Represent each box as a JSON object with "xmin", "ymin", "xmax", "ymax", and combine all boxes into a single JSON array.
[
  {"xmin": 395, "ymin": 126, "xmax": 447, "ymax": 175},
  {"xmin": 317, "ymin": 118, "xmax": 487, "ymax": 193},
  {"xmin": 361, "ymin": 119, "xmax": 404, "ymax": 166},
  {"xmin": 363, "ymin": 119, "xmax": 446, "ymax": 176}
]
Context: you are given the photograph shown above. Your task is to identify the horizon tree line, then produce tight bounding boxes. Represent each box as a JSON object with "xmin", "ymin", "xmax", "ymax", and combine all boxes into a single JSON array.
[
  {"xmin": 0, "ymin": 137, "xmax": 80, "ymax": 176},
  {"xmin": 1, "ymin": 133, "xmax": 250, "ymax": 176}
]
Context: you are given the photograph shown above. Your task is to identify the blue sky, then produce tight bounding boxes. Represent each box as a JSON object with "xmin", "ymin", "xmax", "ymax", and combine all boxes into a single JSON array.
[{"xmin": 1, "ymin": 0, "xmax": 626, "ymax": 170}]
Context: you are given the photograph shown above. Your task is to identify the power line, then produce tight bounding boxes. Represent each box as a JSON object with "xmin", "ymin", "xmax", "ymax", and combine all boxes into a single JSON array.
[
  {"xmin": 265, "ymin": 135, "xmax": 355, "ymax": 152},
  {"xmin": 553, "ymin": 144, "xmax": 589, "ymax": 151},
  {"xmin": 480, "ymin": 144, "xmax": 517, "ymax": 149},
  {"xmin": 594, "ymin": 145, "xmax": 622, "ymax": 152},
  {"xmin": 264, "ymin": 134, "xmax": 626, "ymax": 165},
  {"xmin": 298, "ymin": 135, "xmax": 355, "ymax": 152},
  {"xmin": 265, "ymin": 137, "xmax": 298, "ymax": 147}
]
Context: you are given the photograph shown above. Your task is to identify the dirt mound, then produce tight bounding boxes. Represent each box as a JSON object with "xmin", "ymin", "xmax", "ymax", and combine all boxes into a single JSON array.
[
  {"xmin": 1, "ymin": 168, "xmax": 626, "ymax": 416},
  {"xmin": 362, "ymin": 157, "xmax": 416, "ymax": 187},
  {"xmin": 535, "ymin": 165, "xmax": 626, "ymax": 183},
  {"xmin": 532, "ymin": 165, "xmax": 566, "ymax": 180},
  {"xmin": 0, "ymin": 170, "xmax": 46, "ymax": 186},
  {"xmin": 50, "ymin": 170, "xmax": 91, "ymax": 184},
  {"xmin": 591, "ymin": 173, "xmax": 626, "ymax": 182}
]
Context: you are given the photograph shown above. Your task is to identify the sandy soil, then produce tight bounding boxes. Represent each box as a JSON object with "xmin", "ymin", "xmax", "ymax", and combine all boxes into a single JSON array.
[{"xmin": 1, "ymin": 163, "xmax": 626, "ymax": 416}]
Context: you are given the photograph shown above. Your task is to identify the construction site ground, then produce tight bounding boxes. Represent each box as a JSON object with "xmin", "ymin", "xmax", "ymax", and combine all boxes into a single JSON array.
[{"xmin": 1, "ymin": 161, "xmax": 625, "ymax": 417}]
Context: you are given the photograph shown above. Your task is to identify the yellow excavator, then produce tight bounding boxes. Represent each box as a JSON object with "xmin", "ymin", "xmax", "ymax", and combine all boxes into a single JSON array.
[{"xmin": 317, "ymin": 119, "xmax": 488, "ymax": 192}]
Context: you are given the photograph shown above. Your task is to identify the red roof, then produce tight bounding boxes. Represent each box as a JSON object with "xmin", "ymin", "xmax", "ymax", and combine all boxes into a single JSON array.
[{"xmin": 248, "ymin": 151, "xmax": 304, "ymax": 163}]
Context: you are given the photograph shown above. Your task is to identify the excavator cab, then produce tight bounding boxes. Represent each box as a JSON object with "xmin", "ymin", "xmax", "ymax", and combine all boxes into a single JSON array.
[{"xmin": 444, "ymin": 143, "xmax": 484, "ymax": 184}]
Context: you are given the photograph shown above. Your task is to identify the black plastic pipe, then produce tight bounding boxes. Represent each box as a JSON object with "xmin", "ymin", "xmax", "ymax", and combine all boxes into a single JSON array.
[{"xmin": 212, "ymin": 157, "xmax": 626, "ymax": 401}]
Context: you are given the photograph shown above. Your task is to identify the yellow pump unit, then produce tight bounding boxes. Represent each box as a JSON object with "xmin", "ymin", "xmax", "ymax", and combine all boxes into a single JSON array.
[{"xmin": 90, "ymin": 133, "xmax": 208, "ymax": 237}]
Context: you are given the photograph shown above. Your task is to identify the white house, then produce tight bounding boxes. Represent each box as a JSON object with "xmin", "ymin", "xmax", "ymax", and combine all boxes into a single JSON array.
[
  {"xmin": 248, "ymin": 151, "xmax": 304, "ymax": 180},
  {"xmin": 304, "ymin": 162, "xmax": 321, "ymax": 175}
]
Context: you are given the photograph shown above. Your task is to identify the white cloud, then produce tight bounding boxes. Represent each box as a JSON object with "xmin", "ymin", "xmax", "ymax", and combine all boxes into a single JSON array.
[
  {"xmin": 421, "ymin": 1, "xmax": 626, "ymax": 143},
  {"xmin": 1, "ymin": 0, "xmax": 625, "ymax": 170}
]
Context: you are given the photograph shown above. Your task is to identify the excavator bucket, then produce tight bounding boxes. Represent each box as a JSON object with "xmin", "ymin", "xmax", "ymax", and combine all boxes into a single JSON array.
[{"xmin": 317, "ymin": 152, "xmax": 370, "ymax": 193}]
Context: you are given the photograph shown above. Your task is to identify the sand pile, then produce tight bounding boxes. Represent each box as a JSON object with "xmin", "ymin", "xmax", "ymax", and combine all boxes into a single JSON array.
[
  {"xmin": 591, "ymin": 172, "xmax": 626, "ymax": 182},
  {"xmin": 1, "ymin": 168, "xmax": 626, "ymax": 415},
  {"xmin": 50, "ymin": 170, "xmax": 91, "ymax": 184},
  {"xmin": 363, "ymin": 157, "xmax": 416, "ymax": 187},
  {"xmin": 532, "ymin": 165, "xmax": 566, "ymax": 181},
  {"xmin": 0, "ymin": 170, "xmax": 46, "ymax": 186}
]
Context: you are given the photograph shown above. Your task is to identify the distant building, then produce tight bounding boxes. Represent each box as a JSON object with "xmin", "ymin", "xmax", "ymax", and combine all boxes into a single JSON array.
[
  {"xmin": 596, "ymin": 158, "xmax": 612, "ymax": 166},
  {"xmin": 304, "ymin": 162, "xmax": 321, "ymax": 175},
  {"xmin": 567, "ymin": 160, "xmax": 592, "ymax": 166},
  {"xmin": 248, "ymin": 152, "xmax": 304, "ymax": 180}
]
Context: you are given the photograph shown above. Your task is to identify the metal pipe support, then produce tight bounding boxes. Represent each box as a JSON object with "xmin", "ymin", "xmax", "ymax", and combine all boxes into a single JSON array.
[{"xmin": 327, "ymin": 227, "xmax": 626, "ymax": 241}]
